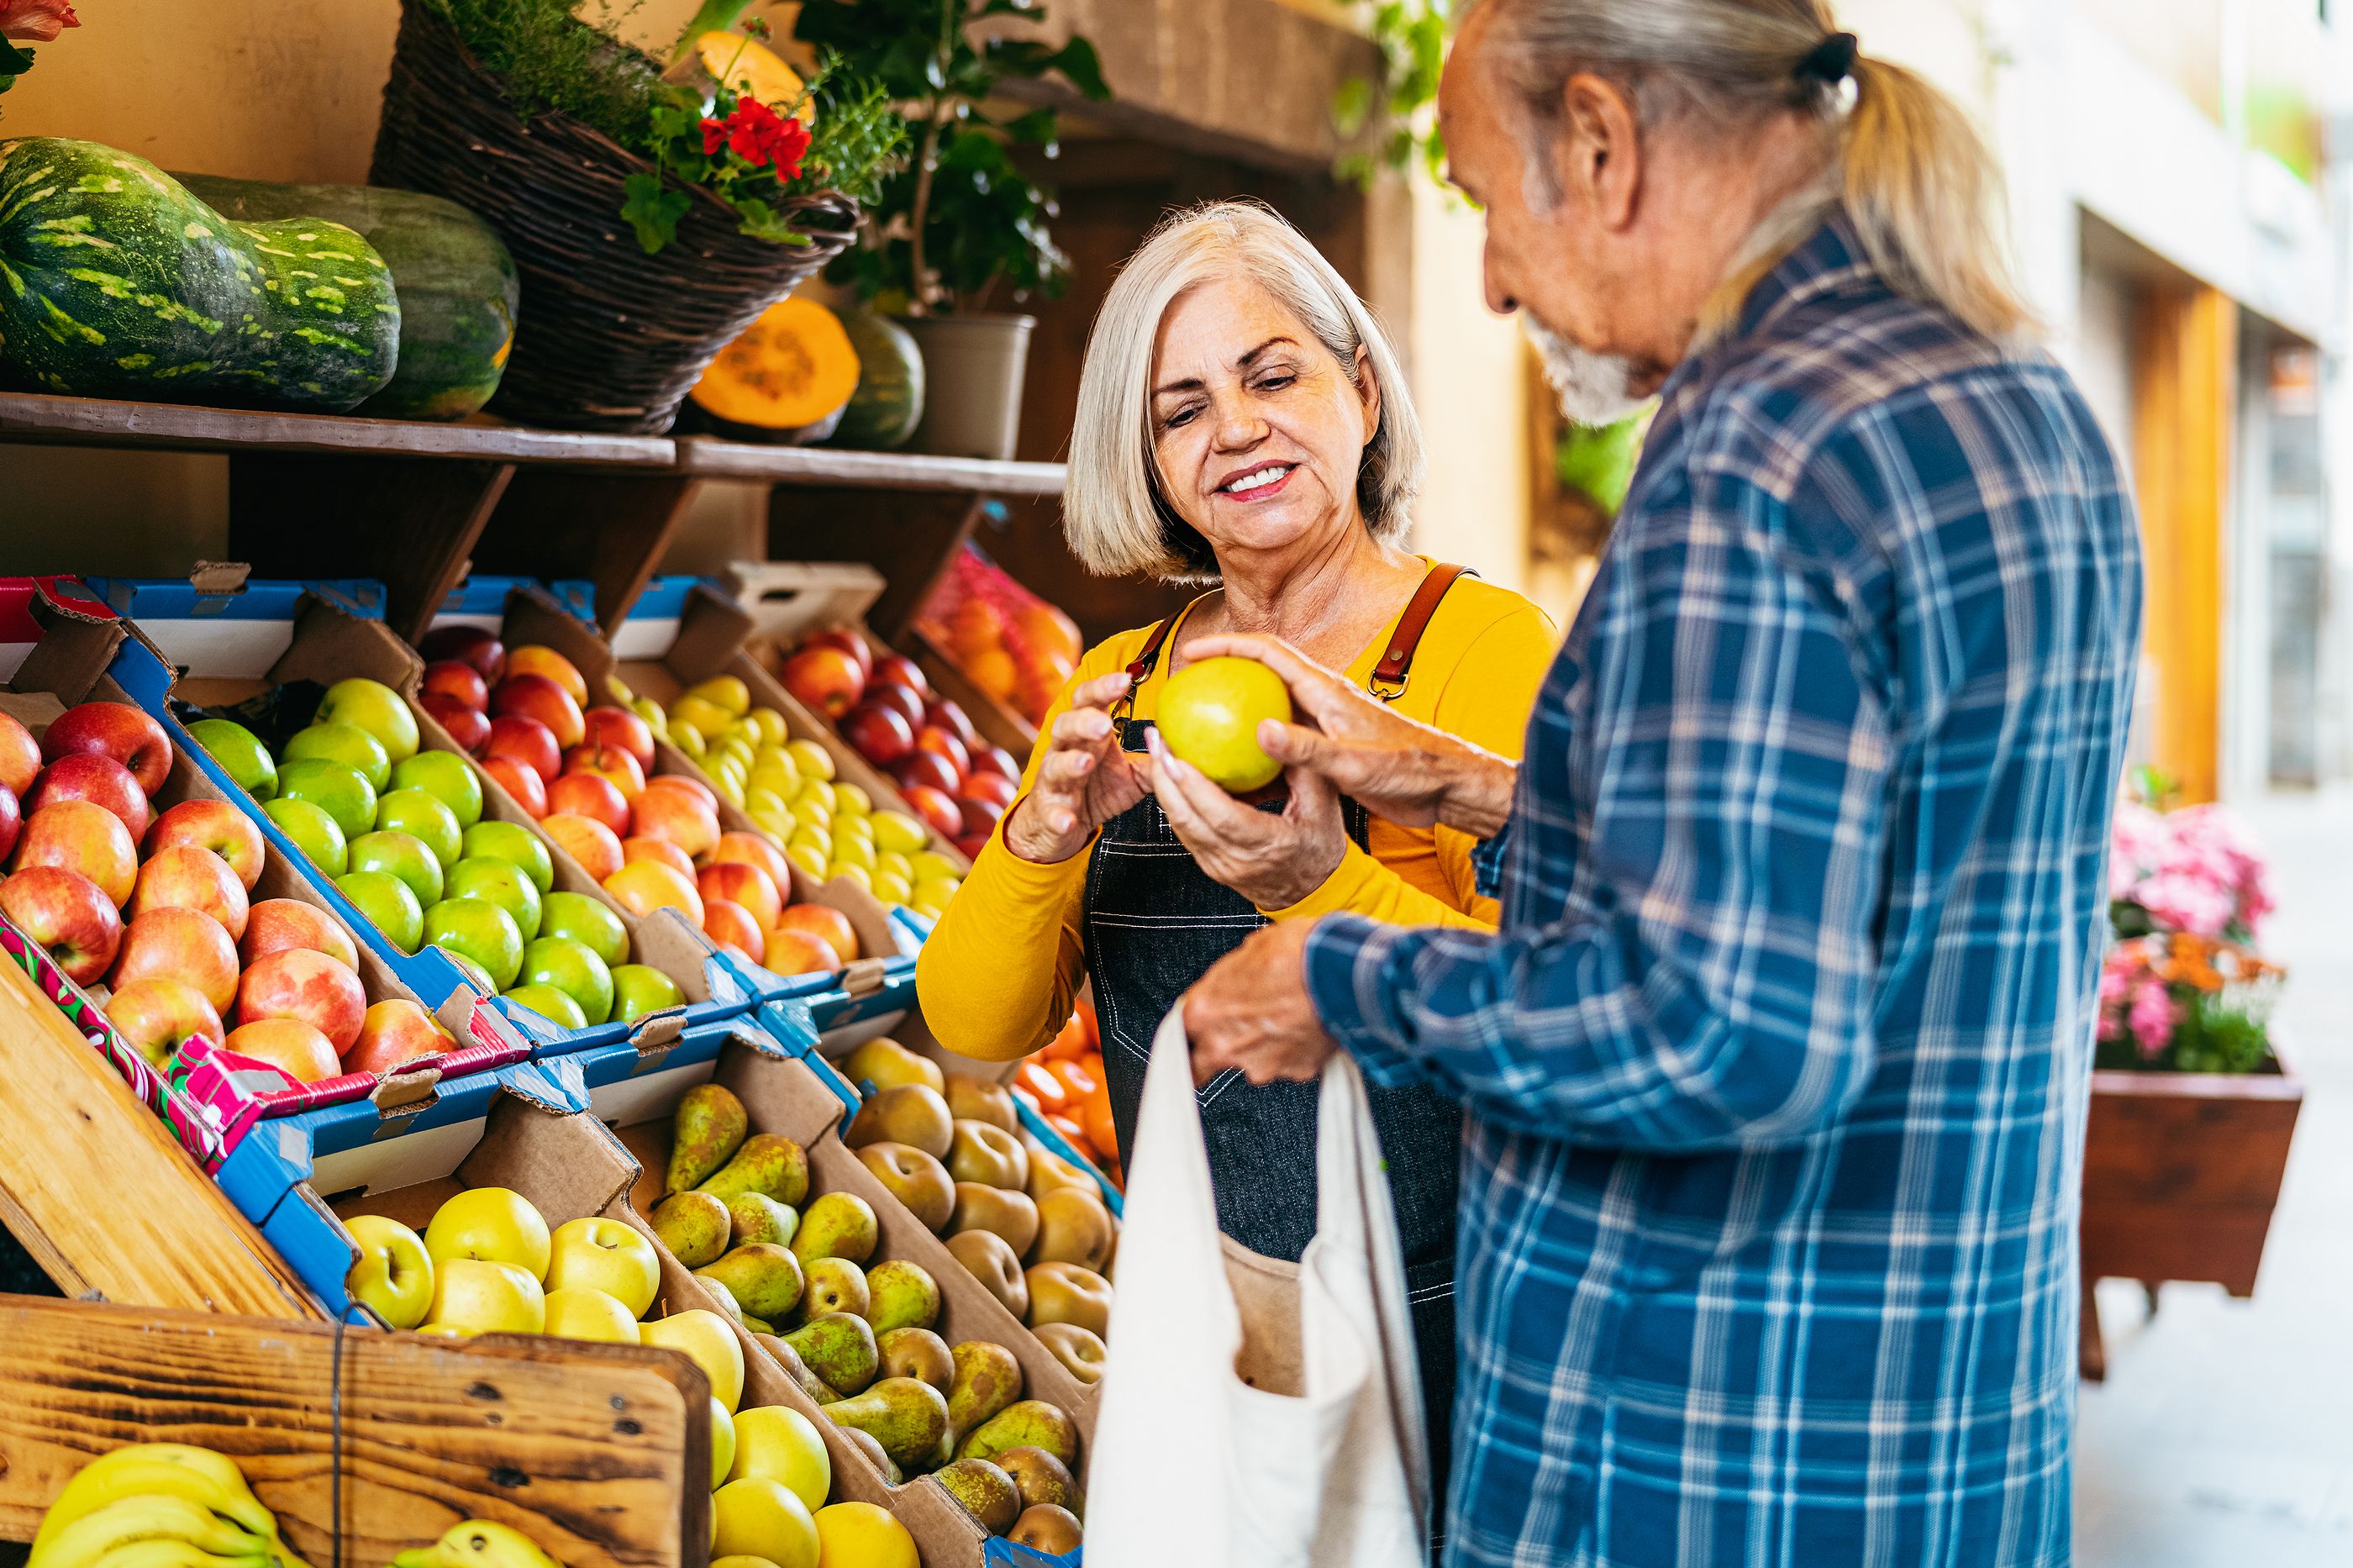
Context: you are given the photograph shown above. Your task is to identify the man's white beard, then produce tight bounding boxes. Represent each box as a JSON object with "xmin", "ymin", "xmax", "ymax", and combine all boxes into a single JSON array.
[{"xmin": 1523, "ymin": 318, "xmax": 1646, "ymax": 428}]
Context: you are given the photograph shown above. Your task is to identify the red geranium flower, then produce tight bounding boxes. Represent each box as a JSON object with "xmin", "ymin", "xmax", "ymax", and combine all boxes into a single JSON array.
[
  {"xmin": 699, "ymin": 97, "xmax": 811, "ymax": 176},
  {"xmin": 1, "ymin": 0, "xmax": 79, "ymax": 42}
]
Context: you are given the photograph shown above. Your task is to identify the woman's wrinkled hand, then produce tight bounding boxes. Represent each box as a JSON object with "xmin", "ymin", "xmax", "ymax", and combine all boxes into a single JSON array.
[
  {"xmin": 1000, "ymin": 671, "xmax": 1152, "ymax": 865},
  {"xmin": 1146, "ymin": 729, "xmax": 1347, "ymax": 910}
]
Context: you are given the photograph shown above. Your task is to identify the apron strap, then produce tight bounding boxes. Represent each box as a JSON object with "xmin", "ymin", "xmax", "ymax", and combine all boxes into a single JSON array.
[
  {"xmin": 1368, "ymin": 562, "xmax": 1469, "ymax": 701},
  {"xmin": 1113, "ymin": 613, "xmax": 1179, "ymax": 727}
]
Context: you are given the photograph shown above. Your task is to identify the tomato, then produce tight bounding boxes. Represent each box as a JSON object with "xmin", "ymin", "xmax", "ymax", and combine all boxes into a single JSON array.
[{"xmin": 1014, "ymin": 1060, "xmax": 1069, "ymax": 1113}]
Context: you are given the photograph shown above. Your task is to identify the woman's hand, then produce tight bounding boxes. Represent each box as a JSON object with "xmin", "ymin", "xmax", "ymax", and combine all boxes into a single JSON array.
[
  {"xmin": 1001, "ymin": 671, "xmax": 1152, "ymax": 864},
  {"xmin": 1185, "ymin": 633, "xmax": 1519, "ymax": 838},
  {"xmin": 1147, "ymin": 730, "xmax": 1347, "ymax": 910}
]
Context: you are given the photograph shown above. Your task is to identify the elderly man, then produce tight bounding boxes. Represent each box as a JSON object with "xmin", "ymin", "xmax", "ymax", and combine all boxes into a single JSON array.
[{"xmin": 1166, "ymin": 2, "xmax": 2143, "ymax": 1565}]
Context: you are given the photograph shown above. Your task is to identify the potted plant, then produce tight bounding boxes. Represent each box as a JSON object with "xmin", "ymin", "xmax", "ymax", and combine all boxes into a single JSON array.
[
  {"xmin": 796, "ymin": 0, "xmax": 1109, "ymax": 460},
  {"xmin": 0, "ymin": 0, "xmax": 79, "ymax": 112},
  {"xmin": 2077, "ymin": 774, "xmax": 2301, "ymax": 1378}
]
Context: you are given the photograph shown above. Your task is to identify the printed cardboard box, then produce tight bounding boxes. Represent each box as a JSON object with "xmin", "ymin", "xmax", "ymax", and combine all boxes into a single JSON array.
[
  {"xmin": 429, "ymin": 572, "xmax": 593, "ymax": 633},
  {"xmin": 81, "ymin": 567, "xmax": 387, "ymax": 679}
]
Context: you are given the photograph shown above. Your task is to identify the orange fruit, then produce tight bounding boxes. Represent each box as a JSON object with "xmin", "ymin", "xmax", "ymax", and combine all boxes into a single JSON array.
[
  {"xmin": 1046, "ymin": 1112, "xmax": 1093, "ymax": 1161},
  {"xmin": 1050, "ymin": 1057, "xmax": 1098, "ymax": 1101},
  {"xmin": 1043, "ymin": 1015, "xmax": 1088, "ymax": 1060},
  {"xmin": 1082, "ymin": 1094, "xmax": 1118, "ymax": 1160},
  {"xmin": 1014, "ymin": 1060, "xmax": 1068, "ymax": 1114},
  {"xmin": 1076, "ymin": 997, "xmax": 1099, "ymax": 1050}
]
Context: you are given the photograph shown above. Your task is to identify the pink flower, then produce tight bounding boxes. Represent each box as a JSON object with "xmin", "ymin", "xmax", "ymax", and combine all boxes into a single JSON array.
[
  {"xmin": 1, "ymin": 0, "xmax": 78, "ymax": 42},
  {"xmin": 2129, "ymin": 977, "xmax": 2177, "ymax": 1058}
]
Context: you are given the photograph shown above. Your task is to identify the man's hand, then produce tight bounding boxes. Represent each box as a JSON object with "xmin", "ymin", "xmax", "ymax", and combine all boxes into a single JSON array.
[
  {"xmin": 1001, "ymin": 671, "xmax": 1150, "ymax": 865},
  {"xmin": 1146, "ymin": 729, "xmax": 1346, "ymax": 909},
  {"xmin": 1182, "ymin": 918, "xmax": 1337, "ymax": 1087},
  {"xmin": 1185, "ymin": 633, "xmax": 1519, "ymax": 839}
]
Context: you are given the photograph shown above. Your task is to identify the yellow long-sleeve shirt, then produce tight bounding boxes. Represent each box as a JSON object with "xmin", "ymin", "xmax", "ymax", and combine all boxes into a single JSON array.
[{"xmin": 917, "ymin": 569, "xmax": 1558, "ymax": 1063}]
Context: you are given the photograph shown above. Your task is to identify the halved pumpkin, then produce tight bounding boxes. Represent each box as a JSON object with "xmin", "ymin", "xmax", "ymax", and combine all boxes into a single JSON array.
[
  {"xmin": 690, "ymin": 31, "xmax": 817, "ymax": 122},
  {"xmin": 689, "ymin": 295, "xmax": 862, "ymax": 445}
]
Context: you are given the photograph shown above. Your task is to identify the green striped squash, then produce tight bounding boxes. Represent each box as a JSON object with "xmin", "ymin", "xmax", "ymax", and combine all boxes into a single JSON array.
[{"xmin": 0, "ymin": 138, "xmax": 397, "ymax": 410}]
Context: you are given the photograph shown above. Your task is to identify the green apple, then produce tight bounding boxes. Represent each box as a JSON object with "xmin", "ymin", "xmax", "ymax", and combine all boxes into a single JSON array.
[
  {"xmin": 610, "ymin": 964, "xmax": 686, "ymax": 1023},
  {"xmin": 376, "ymin": 787, "xmax": 464, "ymax": 869},
  {"xmin": 345, "ymin": 1214, "xmax": 434, "ymax": 1329},
  {"xmin": 392, "ymin": 750, "xmax": 485, "ymax": 830},
  {"xmin": 541, "ymin": 891, "xmax": 628, "ymax": 968},
  {"xmin": 318, "ymin": 676, "xmax": 419, "ymax": 763},
  {"xmin": 348, "ymin": 829, "xmax": 444, "ymax": 908},
  {"xmin": 461, "ymin": 820, "xmax": 555, "ymax": 895},
  {"xmin": 265, "ymin": 796, "xmax": 350, "ymax": 876},
  {"xmin": 519, "ymin": 935, "xmax": 615, "ymax": 1026},
  {"xmin": 424, "ymin": 1185, "xmax": 550, "ymax": 1278},
  {"xmin": 423, "ymin": 897, "xmax": 524, "ymax": 990},
  {"xmin": 504, "ymin": 982, "xmax": 587, "ymax": 1033},
  {"xmin": 546, "ymin": 1215, "xmax": 660, "ymax": 1317},
  {"xmin": 189, "ymin": 718, "xmax": 277, "ymax": 801},
  {"xmin": 285, "ymin": 721, "xmax": 391, "ymax": 792},
  {"xmin": 445, "ymin": 855, "xmax": 543, "ymax": 941},
  {"xmin": 542, "ymin": 1286, "xmax": 640, "ymax": 1344},
  {"xmin": 445, "ymin": 949, "xmax": 495, "ymax": 996},
  {"xmin": 277, "ymin": 756, "xmax": 377, "ymax": 842},
  {"xmin": 337, "ymin": 869, "xmax": 425, "ymax": 954}
]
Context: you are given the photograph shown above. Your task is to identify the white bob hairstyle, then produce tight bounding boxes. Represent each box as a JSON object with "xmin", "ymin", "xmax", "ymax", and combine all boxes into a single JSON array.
[{"xmin": 1064, "ymin": 201, "xmax": 1424, "ymax": 581}]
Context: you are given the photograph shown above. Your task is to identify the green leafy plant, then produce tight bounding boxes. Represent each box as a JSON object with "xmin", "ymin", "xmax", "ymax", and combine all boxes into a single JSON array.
[
  {"xmin": 1333, "ymin": 0, "xmax": 1450, "ymax": 189},
  {"xmin": 797, "ymin": 0, "xmax": 1111, "ymax": 314}
]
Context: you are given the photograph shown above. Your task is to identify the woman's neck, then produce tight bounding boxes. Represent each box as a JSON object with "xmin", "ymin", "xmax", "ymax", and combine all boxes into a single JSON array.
[{"xmin": 1186, "ymin": 523, "xmax": 1424, "ymax": 671}]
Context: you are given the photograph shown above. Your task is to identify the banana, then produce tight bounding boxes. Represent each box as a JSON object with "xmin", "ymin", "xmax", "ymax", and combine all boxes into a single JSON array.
[
  {"xmin": 85, "ymin": 1540, "xmax": 275, "ymax": 1568},
  {"xmin": 393, "ymin": 1522, "xmax": 565, "ymax": 1568},
  {"xmin": 73, "ymin": 1449, "xmax": 255, "ymax": 1502},
  {"xmin": 30, "ymin": 1496, "xmax": 271, "ymax": 1568},
  {"xmin": 31, "ymin": 1462, "xmax": 277, "ymax": 1560}
]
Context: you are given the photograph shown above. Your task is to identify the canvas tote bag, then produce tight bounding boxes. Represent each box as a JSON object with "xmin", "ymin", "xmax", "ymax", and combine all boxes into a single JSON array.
[{"xmin": 1086, "ymin": 1008, "xmax": 1431, "ymax": 1566}]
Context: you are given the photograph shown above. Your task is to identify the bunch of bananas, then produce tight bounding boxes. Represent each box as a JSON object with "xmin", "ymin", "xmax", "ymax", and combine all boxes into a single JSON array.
[
  {"xmin": 390, "ymin": 1523, "xmax": 562, "ymax": 1568},
  {"xmin": 27, "ymin": 1445, "xmax": 308, "ymax": 1568}
]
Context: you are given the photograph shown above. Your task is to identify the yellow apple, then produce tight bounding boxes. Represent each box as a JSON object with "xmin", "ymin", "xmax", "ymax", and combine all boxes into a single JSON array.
[
  {"xmin": 713, "ymin": 1477, "xmax": 817, "ymax": 1568},
  {"xmin": 421, "ymin": 1258, "xmax": 545, "ymax": 1336},
  {"xmin": 710, "ymin": 1399, "xmax": 736, "ymax": 1491},
  {"xmin": 546, "ymin": 1216, "xmax": 661, "ymax": 1318},
  {"xmin": 812, "ymin": 1502, "xmax": 915, "ymax": 1568},
  {"xmin": 543, "ymin": 1287, "xmax": 641, "ymax": 1344},
  {"xmin": 727, "ymin": 1405, "xmax": 830, "ymax": 1513},
  {"xmin": 643, "ymin": 1308, "xmax": 746, "ymax": 1413},
  {"xmin": 345, "ymin": 1214, "xmax": 434, "ymax": 1329},
  {"xmin": 424, "ymin": 1187, "xmax": 552, "ymax": 1281}
]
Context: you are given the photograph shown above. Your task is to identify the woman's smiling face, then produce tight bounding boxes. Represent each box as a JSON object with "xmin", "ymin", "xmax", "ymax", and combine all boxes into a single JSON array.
[{"xmin": 1148, "ymin": 274, "xmax": 1380, "ymax": 562}]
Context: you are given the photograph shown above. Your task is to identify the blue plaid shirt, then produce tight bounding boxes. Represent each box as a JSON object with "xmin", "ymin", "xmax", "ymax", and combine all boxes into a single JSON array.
[{"xmin": 1307, "ymin": 214, "xmax": 2141, "ymax": 1567}]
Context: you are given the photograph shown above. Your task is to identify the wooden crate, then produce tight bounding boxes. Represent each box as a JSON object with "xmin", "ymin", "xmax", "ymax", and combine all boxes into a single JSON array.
[{"xmin": 0, "ymin": 1295, "xmax": 707, "ymax": 1568}]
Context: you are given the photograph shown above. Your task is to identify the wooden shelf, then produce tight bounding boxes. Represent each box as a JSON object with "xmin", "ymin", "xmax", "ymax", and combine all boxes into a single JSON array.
[{"xmin": 675, "ymin": 434, "xmax": 1065, "ymax": 497}]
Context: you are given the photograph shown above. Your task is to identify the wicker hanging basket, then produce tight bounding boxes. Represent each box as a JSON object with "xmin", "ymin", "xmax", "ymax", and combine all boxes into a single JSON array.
[{"xmin": 370, "ymin": 1, "xmax": 860, "ymax": 434}]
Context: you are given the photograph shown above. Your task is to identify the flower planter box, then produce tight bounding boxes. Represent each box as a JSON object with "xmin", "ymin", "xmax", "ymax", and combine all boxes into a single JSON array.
[{"xmin": 2077, "ymin": 1058, "xmax": 2303, "ymax": 1378}]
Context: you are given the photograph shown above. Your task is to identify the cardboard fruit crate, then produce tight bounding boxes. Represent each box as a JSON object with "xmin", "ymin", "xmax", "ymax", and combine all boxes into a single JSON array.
[{"xmin": 81, "ymin": 567, "xmax": 389, "ymax": 678}]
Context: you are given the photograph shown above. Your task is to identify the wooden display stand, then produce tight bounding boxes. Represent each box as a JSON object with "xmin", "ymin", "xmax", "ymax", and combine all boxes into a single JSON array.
[{"xmin": 0, "ymin": 1296, "xmax": 707, "ymax": 1568}]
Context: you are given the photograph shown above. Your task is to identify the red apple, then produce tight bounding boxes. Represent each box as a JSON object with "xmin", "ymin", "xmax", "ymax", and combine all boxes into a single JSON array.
[
  {"xmin": 423, "ymin": 660, "xmax": 491, "ymax": 713},
  {"xmin": 15, "ymin": 800, "xmax": 137, "ymax": 907},
  {"xmin": 40, "ymin": 702, "xmax": 171, "ymax": 797},
  {"xmin": 640, "ymin": 772, "xmax": 718, "ymax": 814},
  {"xmin": 703, "ymin": 898, "xmax": 766, "ymax": 964},
  {"xmin": 420, "ymin": 693, "xmax": 492, "ymax": 755},
  {"xmin": 971, "ymin": 745, "xmax": 1019, "ymax": 781},
  {"xmin": 242, "ymin": 897, "xmax": 361, "ymax": 970},
  {"xmin": 782, "ymin": 647, "xmax": 866, "ymax": 718},
  {"xmin": 129, "ymin": 843, "xmax": 251, "ymax": 941},
  {"xmin": 958, "ymin": 771, "xmax": 1019, "ymax": 811},
  {"xmin": 28, "ymin": 753, "xmax": 151, "ymax": 841},
  {"xmin": 418, "ymin": 624, "xmax": 506, "ymax": 684},
  {"xmin": 630, "ymin": 786, "xmax": 719, "ymax": 860},
  {"xmin": 913, "ymin": 725, "xmax": 971, "ymax": 783},
  {"xmin": 955, "ymin": 834, "xmax": 990, "ymax": 862},
  {"xmin": 622, "ymin": 835, "xmax": 697, "ymax": 881},
  {"xmin": 562, "ymin": 743, "xmax": 646, "ymax": 803},
  {"xmin": 763, "ymin": 927, "xmax": 838, "ymax": 976},
  {"xmin": 542, "ymin": 813, "xmax": 625, "ymax": 882},
  {"xmin": 711, "ymin": 831, "xmax": 793, "ymax": 896},
  {"xmin": 889, "ymin": 751, "xmax": 961, "ymax": 800},
  {"xmin": 802, "ymin": 629, "xmax": 873, "ymax": 681},
  {"xmin": 491, "ymin": 673, "xmax": 585, "ymax": 751},
  {"xmin": 0, "ymin": 866, "xmax": 121, "ymax": 984},
  {"xmin": 900, "ymin": 783, "xmax": 964, "ymax": 841},
  {"xmin": 698, "ymin": 860, "xmax": 783, "ymax": 930},
  {"xmin": 237, "ymin": 947, "xmax": 366, "ymax": 1053},
  {"xmin": 956, "ymin": 796, "xmax": 1004, "ymax": 840},
  {"xmin": 582, "ymin": 705, "xmax": 656, "ymax": 771},
  {"xmin": 482, "ymin": 755, "xmax": 548, "ymax": 818},
  {"xmin": 842, "ymin": 702, "xmax": 914, "ymax": 766},
  {"xmin": 0, "ymin": 711, "xmax": 39, "ymax": 797},
  {"xmin": 485, "ymin": 713, "xmax": 561, "ymax": 782},
  {"xmin": 223, "ymin": 1018, "xmax": 340, "ymax": 1084},
  {"xmin": 346, "ymin": 997, "xmax": 453, "ymax": 1075},
  {"xmin": 923, "ymin": 697, "xmax": 978, "ymax": 750},
  {"xmin": 146, "ymin": 798, "xmax": 268, "ymax": 892},
  {"xmin": 507, "ymin": 645, "xmax": 589, "ymax": 708},
  {"xmin": 861, "ymin": 684, "xmax": 926, "ymax": 731},
  {"xmin": 103, "ymin": 977, "xmax": 224, "ymax": 1066},
  {"xmin": 0, "ymin": 781, "xmax": 18, "ymax": 863},
  {"xmin": 872, "ymin": 655, "xmax": 929, "ymax": 697},
  {"xmin": 771, "ymin": 902, "xmax": 858, "ymax": 966},
  {"xmin": 114, "ymin": 906, "xmax": 239, "ymax": 1013},
  {"xmin": 545, "ymin": 771, "xmax": 630, "ymax": 839}
]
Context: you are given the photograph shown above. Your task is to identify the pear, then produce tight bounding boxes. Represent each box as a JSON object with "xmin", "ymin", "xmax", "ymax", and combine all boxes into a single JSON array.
[
  {"xmin": 856, "ymin": 1141, "xmax": 955, "ymax": 1232},
  {"xmin": 917, "ymin": 1427, "xmax": 955, "ymax": 1476},
  {"xmin": 699, "ymin": 1278, "xmax": 745, "ymax": 1323},
  {"xmin": 740, "ymin": 1313, "xmax": 775, "ymax": 1334},
  {"xmin": 789, "ymin": 1192, "xmax": 877, "ymax": 1266},
  {"xmin": 862, "ymin": 1259, "xmax": 941, "ymax": 1335},
  {"xmin": 845, "ymin": 1084, "xmax": 954, "ymax": 1160},
  {"xmin": 821, "ymin": 1376, "xmax": 950, "ymax": 1469},
  {"xmin": 949, "ymin": 1182, "xmax": 1039, "ymax": 1256},
  {"xmin": 1024, "ymin": 1260, "xmax": 1111, "ymax": 1337},
  {"xmin": 753, "ymin": 1332, "xmax": 839, "ymax": 1408},
  {"xmin": 834, "ymin": 1423, "xmax": 902, "ymax": 1485},
  {"xmin": 946, "ymin": 1229, "xmax": 1029, "ymax": 1318},
  {"xmin": 1022, "ymin": 1133, "xmax": 1098, "ymax": 1203},
  {"xmin": 727, "ymin": 1192, "xmax": 798, "ymax": 1250},
  {"xmin": 998, "ymin": 1445, "xmax": 1083, "ymax": 1518},
  {"xmin": 1012, "ymin": 1503, "xmax": 1082, "ymax": 1554},
  {"xmin": 782, "ymin": 1310, "xmax": 879, "ymax": 1397},
  {"xmin": 947, "ymin": 1118, "xmax": 1029, "ymax": 1191},
  {"xmin": 793, "ymin": 1256, "xmax": 870, "ymax": 1323},
  {"xmin": 958, "ymin": 1399, "xmax": 1078, "ymax": 1468},
  {"xmin": 943, "ymin": 1071, "xmax": 1019, "ymax": 1132},
  {"xmin": 697, "ymin": 1133, "xmax": 810, "ymax": 1208},
  {"xmin": 1034, "ymin": 1322, "xmax": 1106, "ymax": 1386},
  {"xmin": 945, "ymin": 1339, "xmax": 1022, "ymax": 1444},
  {"xmin": 667, "ymin": 1082, "xmax": 749, "ymax": 1194},
  {"xmin": 651, "ymin": 1190, "xmax": 733, "ymax": 1268},
  {"xmin": 845, "ymin": 1037, "xmax": 944, "ymax": 1095},
  {"xmin": 1028, "ymin": 1187, "xmax": 1113, "ymax": 1271},
  {"xmin": 875, "ymin": 1326, "xmax": 955, "ymax": 1396},
  {"xmin": 695, "ymin": 1242, "xmax": 805, "ymax": 1322}
]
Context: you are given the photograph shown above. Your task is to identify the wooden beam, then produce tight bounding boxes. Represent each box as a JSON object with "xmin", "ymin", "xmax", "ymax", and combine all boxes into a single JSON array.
[{"xmin": 472, "ymin": 471, "xmax": 704, "ymax": 635}]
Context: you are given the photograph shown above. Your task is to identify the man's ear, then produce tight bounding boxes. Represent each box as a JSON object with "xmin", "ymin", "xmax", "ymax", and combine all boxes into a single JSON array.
[{"xmin": 1561, "ymin": 71, "xmax": 1644, "ymax": 230}]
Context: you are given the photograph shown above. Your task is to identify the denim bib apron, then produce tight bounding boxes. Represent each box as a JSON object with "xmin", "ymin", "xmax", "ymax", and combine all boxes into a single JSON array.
[{"xmin": 1081, "ymin": 570, "xmax": 1469, "ymax": 1539}]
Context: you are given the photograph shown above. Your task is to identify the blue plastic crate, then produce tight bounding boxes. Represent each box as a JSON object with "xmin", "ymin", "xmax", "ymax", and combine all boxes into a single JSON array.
[{"xmin": 536, "ymin": 1008, "xmax": 858, "ymax": 1134}]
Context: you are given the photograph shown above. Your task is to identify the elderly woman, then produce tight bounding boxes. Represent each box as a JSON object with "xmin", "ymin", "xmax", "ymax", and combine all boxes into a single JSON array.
[{"xmin": 917, "ymin": 201, "xmax": 1554, "ymax": 1500}]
